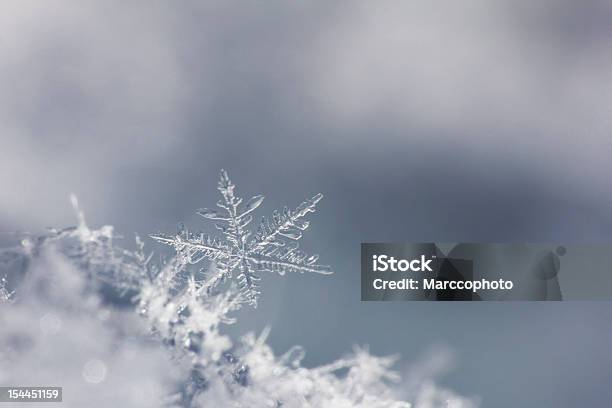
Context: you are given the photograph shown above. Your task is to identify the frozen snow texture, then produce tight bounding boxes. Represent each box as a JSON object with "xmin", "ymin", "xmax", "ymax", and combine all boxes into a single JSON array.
[
  {"xmin": 0, "ymin": 175, "xmax": 478, "ymax": 408},
  {"xmin": 0, "ymin": 244, "xmax": 182, "ymax": 408},
  {"xmin": 0, "ymin": 276, "xmax": 12, "ymax": 303},
  {"xmin": 150, "ymin": 169, "xmax": 332, "ymax": 307}
]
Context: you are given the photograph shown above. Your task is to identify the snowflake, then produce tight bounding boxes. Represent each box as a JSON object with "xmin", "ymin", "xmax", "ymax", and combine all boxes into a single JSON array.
[{"xmin": 150, "ymin": 170, "xmax": 332, "ymax": 307}]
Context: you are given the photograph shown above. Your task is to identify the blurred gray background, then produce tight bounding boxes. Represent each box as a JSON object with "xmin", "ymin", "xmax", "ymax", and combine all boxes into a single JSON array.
[{"xmin": 2, "ymin": 1, "xmax": 612, "ymax": 406}]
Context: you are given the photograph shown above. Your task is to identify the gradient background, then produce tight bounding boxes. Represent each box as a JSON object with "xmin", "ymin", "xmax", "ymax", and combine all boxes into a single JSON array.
[{"xmin": 2, "ymin": 1, "xmax": 612, "ymax": 406}]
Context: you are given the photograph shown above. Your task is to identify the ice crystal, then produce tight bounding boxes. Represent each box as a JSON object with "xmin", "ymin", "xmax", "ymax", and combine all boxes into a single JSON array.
[
  {"xmin": 150, "ymin": 170, "xmax": 332, "ymax": 307},
  {"xmin": 220, "ymin": 329, "xmax": 415, "ymax": 408},
  {"xmin": 138, "ymin": 256, "xmax": 243, "ymax": 366}
]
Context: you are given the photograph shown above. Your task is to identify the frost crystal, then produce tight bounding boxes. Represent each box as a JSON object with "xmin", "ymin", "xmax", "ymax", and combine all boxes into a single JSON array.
[{"xmin": 150, "ymin": 169, "xmax": 332, "ymax": 307}]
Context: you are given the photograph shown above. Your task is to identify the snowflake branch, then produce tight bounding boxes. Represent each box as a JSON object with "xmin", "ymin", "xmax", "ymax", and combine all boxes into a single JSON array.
[
  {"xmin": 149, "ymin": 232, "xmax": 229, "ymax": 263},
  {"xmin": 249, "ymin": 193, "xmax": 323, "ymax": 256},
  {"xmin": 251, "ymin": 257, "xmax": 332, "ymax": 275}
]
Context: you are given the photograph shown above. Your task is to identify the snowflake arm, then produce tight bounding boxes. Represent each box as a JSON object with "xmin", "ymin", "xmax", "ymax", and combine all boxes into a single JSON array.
[
  {"xmin": 246, "ymin": 193, "xmax": 332, "ymax": 278},
  {"xmin": 249, "ymin": 243, "xmax": 332, "ymax": 275},
  {"xmin": 149, "ymin": 232, "xmax": 229, "ymax": 264},
  {"xmin": 249, "ymin": 193, "xmax": 322, "ymax": 254}
]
